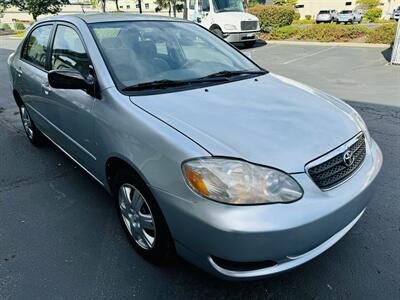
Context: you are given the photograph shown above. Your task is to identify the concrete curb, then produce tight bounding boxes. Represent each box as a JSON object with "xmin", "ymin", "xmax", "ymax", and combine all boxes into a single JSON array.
[
  {"xmin": 5, "ymin": 36, "xmax": 23, "ymax": 39},
  {"xmin": 265, "ymin": 40, "xmax": 391, "ymax": 48}
]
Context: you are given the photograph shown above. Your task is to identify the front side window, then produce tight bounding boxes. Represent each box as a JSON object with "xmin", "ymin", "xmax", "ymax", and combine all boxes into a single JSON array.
[
  {"xmin": 90, "ymin": 21, "xmax": 261, "ymax": 91},
  {"xmin": 51, "ymin": 25, "xmax": 90, "ymax": 77},
  {"xmin": 23, "ymin": 25, "xmax": 52, "ymax": 69}
]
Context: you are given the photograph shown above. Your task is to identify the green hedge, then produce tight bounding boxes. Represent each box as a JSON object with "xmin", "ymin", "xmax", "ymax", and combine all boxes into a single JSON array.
[
  {"xmin": 14, "ymin": 22, "xmax": 25, "ymax": 30},
  {"xmin": 293, "ymin": 19, "xmax": 315, "ymax": 24},
  {"xmin": 270, "ymin": 26, "xmax": 300, "ymax": 40},
  {"xmin": 1, "ymin": 23, "xmax": 11, "ymax": 30},
  {"xmin": 248, "ymin": 4, "xmax": 295, "ymax": 32},
  {"xmin": 364, "ymin": 8, "xmax": 382, "ymax": 22},
  {"xmin": 366, "ymin": 24, "xmax": 397, "ymax": 44},
  {"xmin": 297, "ymin": 24, "xmax": 369, "ymax": 42},
  {"xmin": 267, "ymin": 24, "xmax": 396, "ymax": 44}
]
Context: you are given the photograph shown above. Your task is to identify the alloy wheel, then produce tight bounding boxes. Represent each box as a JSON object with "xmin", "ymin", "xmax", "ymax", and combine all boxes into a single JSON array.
[
  {"xmin": 21, "ymin": 105, "xmax": 33, "ymax": 140},
  {"xmin": 118, "ymin": 183, "xmax": 156, "ymax": 250}
]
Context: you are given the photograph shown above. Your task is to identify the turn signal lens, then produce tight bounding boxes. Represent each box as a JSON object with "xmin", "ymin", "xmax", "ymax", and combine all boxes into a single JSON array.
[{"xmin": 184, "ymin": 168, "xmax": 209, "ymax": 197}]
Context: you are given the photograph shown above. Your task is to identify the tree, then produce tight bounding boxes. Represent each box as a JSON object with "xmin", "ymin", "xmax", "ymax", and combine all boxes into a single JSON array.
[
  {"xmin": 154, "ymin": 0, "xmax": 182, "ymax": 17},
  {"xmin": 0, "ymin": 0, "xmax": 70, "ymax": 21},
  {"xmin": 356, "ymin": 0, "xmax": 382, "ymax": 9},
  {"xmin": 154, "ymin": 0, "xmax": 170, "ymax": 15}
]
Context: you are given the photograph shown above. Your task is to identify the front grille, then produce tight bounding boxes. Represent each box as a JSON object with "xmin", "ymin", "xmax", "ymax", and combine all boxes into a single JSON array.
[
  {"xmin": 308, "ymin": 134, "xmax": 366, "ymax": 190},
  {"xmin": 241, "ymin": 21, "xmax": 258, "ymax": 31}
]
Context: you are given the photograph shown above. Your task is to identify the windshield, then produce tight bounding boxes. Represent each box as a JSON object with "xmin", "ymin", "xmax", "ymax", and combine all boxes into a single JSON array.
[
  {"xmin": 340, "ymin": 10, "xmax": 353, "ymax": 14},
  {"xmin": 90, "ymin": 21, "xmax": 260, "ymax": 91},
  {"xmin": 319, "ymin": 10, "xmax": 330, "ymax": 14},
  {"xmin": 213, "ymin": 0, "xmax": 244, "ymax": 13}
]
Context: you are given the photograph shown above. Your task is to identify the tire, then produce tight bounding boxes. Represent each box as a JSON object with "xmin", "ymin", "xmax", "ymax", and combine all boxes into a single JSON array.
[
  {"xmin": 19, "ymin": 104, "xmax": 48, "ymax": 147},
  {"xmin": 113, "ymin": 167, "xmax": 175, "ymax": 264},
  {"xmin": 244, "ymin": 40, "xmax": 256, "ymax": 48},
  {"xmin": 211, "ymin": 27, "xmax": 224, "ymax": 39}
]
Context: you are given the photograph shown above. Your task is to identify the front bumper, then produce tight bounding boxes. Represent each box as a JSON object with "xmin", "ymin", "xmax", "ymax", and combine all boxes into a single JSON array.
[
  {"xmin": 152, "ymin": 138, "xmax": 382, "ymax": 280},
  {"xmin": 223, "ymin": 31, "xmax": 259, "ymax": 43}
]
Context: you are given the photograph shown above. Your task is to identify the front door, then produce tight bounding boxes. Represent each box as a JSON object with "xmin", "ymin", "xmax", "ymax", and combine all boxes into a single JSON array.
[
  {"xmin": 198, "ymin": 0, "xmax": 213, "ymax": 29},
  {"xmin": 46, "ymin": 23, "xmax": 98, "ymax": 173}
]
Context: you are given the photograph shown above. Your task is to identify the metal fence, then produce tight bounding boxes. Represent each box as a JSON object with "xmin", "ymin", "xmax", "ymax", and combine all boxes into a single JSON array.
[{"xmin": 391, "ymin": 21, "xmax": 400, "ymax": 65}]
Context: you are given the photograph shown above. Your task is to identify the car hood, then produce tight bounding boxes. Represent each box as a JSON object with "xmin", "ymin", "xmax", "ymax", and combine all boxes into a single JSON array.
[{"xmin": 130, "ymin": 74, "xmax": 360, "ymax": 173}]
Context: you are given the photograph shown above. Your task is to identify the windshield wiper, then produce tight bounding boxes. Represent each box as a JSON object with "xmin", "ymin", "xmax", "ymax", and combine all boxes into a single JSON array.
[
  {"xmin": 201, "ymin": 70, "xmax": 267, "ymax": 79},
  {"xmin": 122, "ymin": 77, "xmax": 228, "ymax": 92}
]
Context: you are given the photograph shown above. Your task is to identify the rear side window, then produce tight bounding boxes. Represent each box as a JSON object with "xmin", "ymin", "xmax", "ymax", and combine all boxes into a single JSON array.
[
  {"xmin": 23, "ymin": 25, "xmax": 52, "ymax": 69},
  {"xmin": 51, "ymin": 25, "xmax": 91, "ymax": 77}
]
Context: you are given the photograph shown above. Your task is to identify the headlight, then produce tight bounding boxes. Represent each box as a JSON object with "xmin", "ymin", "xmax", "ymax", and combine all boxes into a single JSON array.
[
  {"xmin": 223, "ymin": 24, "xmax": 237, "ymax": 30},
  {"xmin": 182, "ymin": 158, "xmax": 303, "ymax": 205}
]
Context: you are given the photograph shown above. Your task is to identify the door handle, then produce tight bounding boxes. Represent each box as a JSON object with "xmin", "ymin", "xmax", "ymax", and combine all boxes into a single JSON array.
[
  {"xmin": 16, "ymin": 67, "xmax": 23, "ymax": 77},
  {"xmin": 41, "ymin": 83, "xmax": 51, "ymax": 95}
]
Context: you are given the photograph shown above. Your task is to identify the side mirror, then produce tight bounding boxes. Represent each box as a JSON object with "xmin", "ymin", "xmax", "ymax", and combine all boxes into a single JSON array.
[
  {"xmin": 48, "ymin": 70, "xmax": 95, "ymax": 92},
  {"xmin": 197, "ymin": 17, "xmax": 202, "ymax": 23}
]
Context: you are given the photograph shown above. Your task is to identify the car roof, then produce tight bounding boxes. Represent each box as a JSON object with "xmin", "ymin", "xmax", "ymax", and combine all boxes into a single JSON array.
[{"xmin": 39, "ymin": 13, "xmax": 187, "ymax": 24}]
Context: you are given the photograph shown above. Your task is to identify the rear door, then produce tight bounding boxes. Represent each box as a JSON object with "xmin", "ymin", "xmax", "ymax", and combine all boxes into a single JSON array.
[
  {"xmin": 45, "ymin": 23, "xmax": 98, "ymax": 172},
  {"xmin": 17, "ymin": 23, "xmax": 56, "ymax": 136}
]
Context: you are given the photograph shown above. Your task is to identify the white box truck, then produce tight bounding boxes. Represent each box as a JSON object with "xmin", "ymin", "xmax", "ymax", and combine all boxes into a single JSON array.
[{"xmin": 185, "ymin": 0, "xmax": 260, "ymax": 47}]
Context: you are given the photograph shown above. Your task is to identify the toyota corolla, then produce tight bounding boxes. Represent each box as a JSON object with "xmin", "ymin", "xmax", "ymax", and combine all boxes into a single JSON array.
[{"xmin": 7, "ymin": 14, "xmax": 382, "ymax": 280}]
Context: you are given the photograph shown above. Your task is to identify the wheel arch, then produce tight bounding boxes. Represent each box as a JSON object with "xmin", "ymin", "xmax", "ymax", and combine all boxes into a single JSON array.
[
  {"xmin": 12, "ymin": 89, "xmax": 23, "ymax": 107},
  {"xmin": 105, "ymin": 156, "xmax": 150, "ymax": 195},
  {"xmin": 209, "ymin": 24, "xmax": 222, "ymax": 32}
]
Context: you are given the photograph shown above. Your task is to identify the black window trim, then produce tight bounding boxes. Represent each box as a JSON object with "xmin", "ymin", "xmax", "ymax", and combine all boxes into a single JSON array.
[
  {"xmin": 49, "ymin": 21, "xmax": 96, "ymax": 78},
  {"xmin": 20, "ymin": 22, "xmax": 56, "ymax": 73}
]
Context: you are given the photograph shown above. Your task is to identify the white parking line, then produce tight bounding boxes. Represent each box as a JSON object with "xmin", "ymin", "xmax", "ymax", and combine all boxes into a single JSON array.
[{"xmin": 282, "ymin": 47, "xmax": 336, "ymax": 65}]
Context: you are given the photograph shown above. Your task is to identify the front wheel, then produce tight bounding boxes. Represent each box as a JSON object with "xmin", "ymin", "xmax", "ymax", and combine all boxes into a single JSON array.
[
  {"xmin": 114, "ymin": 168, "xmax": 175, "ymax": 264},
  {"xmin": 211, "ymin": 27, "xmax": 224, "ymax": 39},
  {"xmin": 20, "ymin": 104, "xmax": 47, "ymax": 147}
]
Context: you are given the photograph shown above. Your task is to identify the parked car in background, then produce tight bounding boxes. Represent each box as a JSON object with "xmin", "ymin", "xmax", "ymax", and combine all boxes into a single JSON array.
[
  {"xmin": 337, "ymin": 10, "xmax": 363, "ymax": 24},
  {"xmin": 7, "ymin": 14, "xmax": 382, "ymax": 281},
  {"xmin": 316, "ymin": 10, "xmax": 338, "ymax": 23}
]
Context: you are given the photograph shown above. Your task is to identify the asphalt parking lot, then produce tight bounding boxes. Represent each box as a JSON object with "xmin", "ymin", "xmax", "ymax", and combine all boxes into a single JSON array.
[{"xmin": 0, "ymin": 36, "xmax": 399, "ymax": 299}]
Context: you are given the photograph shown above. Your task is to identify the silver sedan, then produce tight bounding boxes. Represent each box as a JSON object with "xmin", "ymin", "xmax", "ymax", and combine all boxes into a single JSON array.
[{"xmin": 7, "ymin": 14, "xmax": 382, "ymax": 280}]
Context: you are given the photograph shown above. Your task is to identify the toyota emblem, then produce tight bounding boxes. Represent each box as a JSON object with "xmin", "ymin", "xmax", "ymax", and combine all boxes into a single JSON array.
[{"xmin": 343, "ymin": 150, "xmax": 355, "ymax": 167}]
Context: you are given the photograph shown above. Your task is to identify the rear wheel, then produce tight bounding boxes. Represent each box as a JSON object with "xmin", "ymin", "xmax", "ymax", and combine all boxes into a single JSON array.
[
  {"xmin": 20, "ymin": 104, "xmax": 47, "ymax": 147},
  {"xmin": 113, "ymin": 167, "xmax": 175, "ymax": 264}
]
